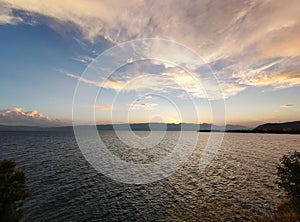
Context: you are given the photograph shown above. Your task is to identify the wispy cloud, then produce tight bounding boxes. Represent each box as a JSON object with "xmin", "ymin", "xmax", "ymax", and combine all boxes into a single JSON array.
[
  {"xmin": 0, "ymin": 108, "xmax": 64, "ymax": 126},
  {"xmin": 280, "ymin": 104, "xmax": 294, "ymax": 108},
  {"xmin": 63, "ymin": 62, "xmax": 243, "ymax": 99},
  {"xmin": 63, "ymin": 70, "xmax": 132, "ymax": 91},
  {"xmin": 72, "ymin": 55, "xmax": 95, "ymax": 64},
  {"xmin": 0, "ymin": 0, "xmax": 142, "ymax": 42},
  {"xmin": 0, "ymin": 4, "xmax": 23, "ymax": 24},
  {"xmin": 128, "ymin": 103, "xmax": 158, "ymax": 110},
  {"xmin": 94, "ymin": 104, "xmax": 115, "ymax": 111},
  {"xmin": 236, "ymin": 69, "xmax": 300, "ymax": 89},
  {"xmin": 62, "ymin": 71, "xmax": 123, "ymax": 90},
  {"xmin": 144, "ymin": 95, "xmax": 152, "ymax": 99},
  {"xmin": 63, "ymin": 71, "xmax": 100, "ymax": 86},
  {"xmin": 219, "ymin": 83, "xmax": 246, "ymax": 98}
]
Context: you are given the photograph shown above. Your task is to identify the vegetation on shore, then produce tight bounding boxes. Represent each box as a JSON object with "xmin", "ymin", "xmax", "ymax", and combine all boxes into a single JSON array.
[
  {"xmin": 261, "ymin": 151, "xmax": 300, "ymax": 221},
  {"xmin": 0, "ymin": 160, "xmax": 30, "ymax": 222}
]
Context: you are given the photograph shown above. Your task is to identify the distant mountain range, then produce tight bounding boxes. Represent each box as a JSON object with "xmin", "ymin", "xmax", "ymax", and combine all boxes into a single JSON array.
[
  {"xmin": 0, "ymin": 123, "xmax": 250, "ymax": 131},
  {"xmin": 0, "ymin": 125, "xmax": 46, "ymax": 131},
  {"xmin": 1, "ymin": 121, "xmax": 300, "ymax": 134},
  {"xmin": 97, "ymin": 123, "xmax": 250, "ymax": 131}
]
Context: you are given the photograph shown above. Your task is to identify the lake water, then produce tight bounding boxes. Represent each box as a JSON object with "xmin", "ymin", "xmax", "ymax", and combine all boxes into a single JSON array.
[{"xmin": 0, "ymin": 131, "xmax": 299, "ymax": 221}]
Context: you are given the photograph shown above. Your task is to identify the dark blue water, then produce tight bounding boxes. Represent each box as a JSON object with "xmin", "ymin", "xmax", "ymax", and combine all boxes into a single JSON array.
[{"xmin": 1, "ymin": 131, "xmax": 299, "ymax": 221}]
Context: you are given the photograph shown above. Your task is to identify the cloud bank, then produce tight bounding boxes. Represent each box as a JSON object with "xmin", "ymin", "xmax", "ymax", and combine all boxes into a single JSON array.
[{"xmin": 0, "ymin": 108, "xmax": 64, "ymax": 126}]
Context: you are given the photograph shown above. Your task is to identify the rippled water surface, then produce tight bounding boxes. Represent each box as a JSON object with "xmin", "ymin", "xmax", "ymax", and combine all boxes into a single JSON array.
[{"xmin": 0, "ymin": 131, "xmax": 299, "ymax": 221}]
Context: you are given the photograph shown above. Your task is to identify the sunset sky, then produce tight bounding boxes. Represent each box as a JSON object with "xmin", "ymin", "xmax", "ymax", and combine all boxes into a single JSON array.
[{"xmin": 0, "ymin": 0, "xmax": 299, "ymax": 127}]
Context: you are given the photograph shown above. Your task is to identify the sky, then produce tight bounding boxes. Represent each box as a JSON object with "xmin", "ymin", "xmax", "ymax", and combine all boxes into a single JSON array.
[{"xmin": 0, "ymin": 0, "xmax": 299, "ymax": 127}]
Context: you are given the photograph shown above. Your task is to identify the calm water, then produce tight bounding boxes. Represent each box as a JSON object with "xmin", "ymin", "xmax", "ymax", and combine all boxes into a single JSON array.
[{"xmin": 0, "ymin": 131, "xmax": 299, "ymax": 221}]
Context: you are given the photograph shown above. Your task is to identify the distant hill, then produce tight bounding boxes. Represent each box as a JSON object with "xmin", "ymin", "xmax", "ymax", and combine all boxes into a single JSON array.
[{"xmin": 253, "ymin": 121, "xmax": 300, "ymax": 134}]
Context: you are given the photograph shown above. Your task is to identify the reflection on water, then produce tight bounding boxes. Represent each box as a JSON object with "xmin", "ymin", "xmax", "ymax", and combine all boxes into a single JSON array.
[{"xmin": 0, "ymin": 131, "xmax": 299, "ymax": 221}]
